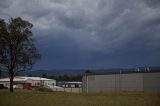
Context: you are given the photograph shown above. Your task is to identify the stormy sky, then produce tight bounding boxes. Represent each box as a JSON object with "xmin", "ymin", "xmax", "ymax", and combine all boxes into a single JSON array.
[{"xmin": 0, "ymin": 0, "xmax": 160, "ymax": 70}]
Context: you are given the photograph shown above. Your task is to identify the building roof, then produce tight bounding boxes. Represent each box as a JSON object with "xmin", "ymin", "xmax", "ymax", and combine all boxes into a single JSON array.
[
  {"xmin": 0, "ymin": 76, "xmax": 55, "ymax": 82},
  {"xmin": 58, "ymin": 81, "xmax": 82, "ymax": 84}
]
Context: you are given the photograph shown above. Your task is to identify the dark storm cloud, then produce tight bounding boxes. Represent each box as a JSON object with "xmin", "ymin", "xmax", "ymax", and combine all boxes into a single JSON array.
[
  {"xmin": 0, "ymin": 0, "xmax": 160, "ymax": 69},
  {"xmin": 143, "ymin": 0, "xmax": 160, "ymax": 8},
  {"xmin": 0, "ymin": 0, "xmax": 13, "ymax": 8}
]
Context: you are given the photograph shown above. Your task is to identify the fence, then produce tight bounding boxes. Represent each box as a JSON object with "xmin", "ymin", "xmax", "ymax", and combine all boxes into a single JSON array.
[{"xmin": 52, "ymin": 87, "xmax": 82, "ymax": 93}]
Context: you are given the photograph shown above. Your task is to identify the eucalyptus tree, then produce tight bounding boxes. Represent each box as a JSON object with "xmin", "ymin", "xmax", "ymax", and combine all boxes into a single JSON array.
[{"xmin": 0, "ymin": 17, "xmax": 41, "ymax": 92}]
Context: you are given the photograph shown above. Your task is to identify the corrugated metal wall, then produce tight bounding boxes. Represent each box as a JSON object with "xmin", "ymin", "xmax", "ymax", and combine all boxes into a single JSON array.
[
  {"xmin": 82, "ymin": 72, "xmax": 160, "ymax": 93},
  {"xmin": 121, "ymin": 73, "xmax": 143, "ymax": 91},
  {"xmin": 143, "ymin": 73, "xmax": 160, "ymax": 92}
]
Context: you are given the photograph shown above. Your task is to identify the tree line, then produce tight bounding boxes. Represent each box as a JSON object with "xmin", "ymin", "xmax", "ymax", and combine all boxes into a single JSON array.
[
  {"xmin": 49, "ymin": 74, "xmax": 82, "ymax": 82},
  {"xmin": 39, "ymin": 70, "xmax": 93, "ymax": 81},
  {"xmin": 28, "ymin": 73, "xmax": 83, "ymax": 81}
]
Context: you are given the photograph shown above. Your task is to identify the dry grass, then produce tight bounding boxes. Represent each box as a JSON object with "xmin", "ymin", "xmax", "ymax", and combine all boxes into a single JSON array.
[{"xmin": 0, "ymin": 90, "xmax": 160, "ymax": 106}]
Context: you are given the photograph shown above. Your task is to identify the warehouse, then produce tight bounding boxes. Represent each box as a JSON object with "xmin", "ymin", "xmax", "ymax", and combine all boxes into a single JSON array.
[{"xmin": 82, "ymin": 70, "xmax": 160, "ymax": 93}]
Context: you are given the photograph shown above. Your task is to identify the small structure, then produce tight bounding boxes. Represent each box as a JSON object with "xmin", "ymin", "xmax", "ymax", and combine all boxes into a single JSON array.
[
  {"xmin": 82, "ymin": 70, "xmax": 160, "ymax": 93},
  {"xmin": 0, "ymin": 76, "xmax": 56, "ymax": 90},
  {"xmin": 57, "ymin": 81, "xmax": 82, "ymax": 88}
]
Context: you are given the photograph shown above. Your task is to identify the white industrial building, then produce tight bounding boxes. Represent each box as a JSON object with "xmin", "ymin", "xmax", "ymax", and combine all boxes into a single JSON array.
[
  {"xmin": 0, "ymin": 76, "xmax": 56, "ymax": 89},
  {"xmin": 82, "ymin": 70, "xmax": 160, "ymax": 93}
]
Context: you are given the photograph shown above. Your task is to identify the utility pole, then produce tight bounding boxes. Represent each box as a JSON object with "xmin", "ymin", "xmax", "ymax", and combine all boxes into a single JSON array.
[
  {"xmin": 87, "ymin": 75, "xmax": 88, "ymax": 93},
  {"xmin": 119, "ymin": 70, "xmax": 122, "ymax": 91}
]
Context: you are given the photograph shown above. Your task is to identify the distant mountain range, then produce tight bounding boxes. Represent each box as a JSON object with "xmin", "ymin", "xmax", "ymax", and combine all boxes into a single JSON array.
[
  {"xmin": 20, "ymin": 66, "xmax": 160, "ymax": 77},
  {"xmin": 21, "ymin": 69, "xmax": 86, "ymax": 76},
  {"xmin": 1, "ymin": 66, "xmax": 160, "ymax": 77}
]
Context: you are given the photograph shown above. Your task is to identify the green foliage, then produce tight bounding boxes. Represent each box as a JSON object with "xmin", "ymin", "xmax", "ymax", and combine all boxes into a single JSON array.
[
  {"xmin": 28, "ymin": 74, "xmax": 32, "ymax": 77},
  {"xmin": 49, "ymin": 74, "xmax": 82, "ymax": 81},
  {"xmin": 41, "ymin": 73, "xmax": 47, "ymax": 78},
  {"xmin": 0, "ymin": 17, "xmax": 41, "ymax": 92},
  {"xmin": 85, "ymin": 69, "xmax": 93, "ymax": 74}
]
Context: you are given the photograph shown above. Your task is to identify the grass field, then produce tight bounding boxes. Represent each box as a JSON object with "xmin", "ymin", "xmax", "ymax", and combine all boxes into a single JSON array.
[{"xmin": 0, "ymin": 90, "xmax": 160, "ymax": 106}]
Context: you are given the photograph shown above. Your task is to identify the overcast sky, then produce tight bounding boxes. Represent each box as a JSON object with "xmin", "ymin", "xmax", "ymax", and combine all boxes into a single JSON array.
[{"xmin": 0, "ymin": 0, "xmax": 160, "ymax": 70}]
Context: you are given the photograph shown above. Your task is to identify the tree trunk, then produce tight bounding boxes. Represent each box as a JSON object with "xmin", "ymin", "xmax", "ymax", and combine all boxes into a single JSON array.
[{"xmin": 10, "ymin": 76, "xmax": 14, "ymax": 92}]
